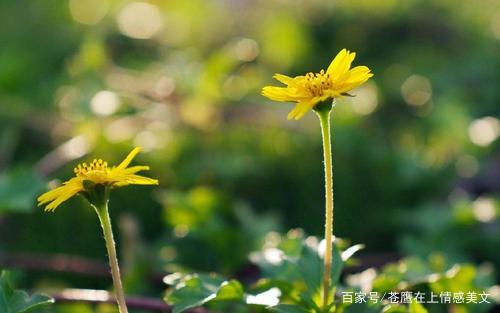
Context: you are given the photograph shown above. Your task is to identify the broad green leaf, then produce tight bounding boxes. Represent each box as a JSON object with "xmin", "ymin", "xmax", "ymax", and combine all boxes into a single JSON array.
[
  {"xmin": 298, "ymin": 243, "xmax": 322, "ymax": 295},
  {"xmin": 251, "ymin": 246, "xmax": 300, "ymax": 285},
  {"xmin": 430, "ymin": 264, "xmax": 476, "ymax": 293},
  {"xmin": 0, "ymin": 271, "xmax": 54, "ymax": 313},
  {"xmin": 165, "ymin": 273, "xmax": 244, "ymax": 313},
  {"xmin": 331, "ymin": 243, "xmax": 344, "ymax": 286},
  {"xmin": 373, "ymin": 257, "xmax": 434, "ymax": 292},
  {"xmin": 216, "ymin": 279, "xmax": 245, "ymax": 301},
  {"xmin": 252, "ymin": 232, "xmax": 362, "ymax": 312}
]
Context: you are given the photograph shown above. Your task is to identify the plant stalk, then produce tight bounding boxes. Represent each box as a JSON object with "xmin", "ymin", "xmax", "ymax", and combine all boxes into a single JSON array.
[
  {"xmin": 95, "ymin": 202, "xmax": 129, "ymax": 313},
  {"xmin": 317, "ymin": 108, "xmax": 334, "ymax": 310}
]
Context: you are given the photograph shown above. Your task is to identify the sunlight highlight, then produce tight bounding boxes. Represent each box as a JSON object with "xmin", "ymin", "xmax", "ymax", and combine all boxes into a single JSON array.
[
  {"xmin": 468, "ymin": 116, "xmax": 499, "ymax": 147},
  {"xmin": 117, "ymin": 2, "xmax": 163, "ymax": 39}
]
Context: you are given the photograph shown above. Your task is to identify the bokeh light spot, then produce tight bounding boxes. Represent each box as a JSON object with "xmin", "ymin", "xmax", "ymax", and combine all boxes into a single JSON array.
[
  {"xmin": 174, "ymin": 224, "xmax": 189, "ymax": 238},
  {"xmin": 90, "ymin": 90, "xmax": 121, "ymax": 116},
  {"xmin": 134, "ymin": 131, "xmax": 158, "ymax": 152},
  {"xmin": 473, "ymin": 197, "xmax": 496, "ymax": 223},
  {"xmin": 401, "ymin": 75, "xmax": 432, "ymax": 106},
  {"xmin": 468, "ymin": 116, "xmax": 499, "ymax": 146},
  {"xmin": 105, "ymin": 117, "xmax": 139, "ymax": 143},
  {"xmin": 491, "ymin": 13, "xmax": 500, "ymax": 39},
  {"xmin": 69, "ymin": 0, "xmax": 109, "ymax": 25},
  {"xmin": 153, "ymin": 76, "xmax": 176, "ymax": 100},
  {"xmin": 117, "ymin": 2, "xmax": 163, "ymax": 39},
  {"xmin": 350, "ymin": 81, "xmax": 379, "ymax": 115},
  {"xmin": 234, "ymin": 38, "xmax": 260, "ymax": 62}
]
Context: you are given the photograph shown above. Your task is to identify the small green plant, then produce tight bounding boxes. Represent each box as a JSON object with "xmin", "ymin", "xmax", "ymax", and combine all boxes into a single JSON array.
[
  {"xmin": 165, "ymin": 230, "xmax": 364, "ymax": 313},
  {"xmin": 0, "ymin": 271, "xmax": 53, "ymax": 313},
  {"xmin": 166, "ymin": 229, "xmax": 498, "ymax": 313}
]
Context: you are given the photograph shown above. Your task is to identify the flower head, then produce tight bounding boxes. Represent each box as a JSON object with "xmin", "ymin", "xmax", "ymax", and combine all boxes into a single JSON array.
[
  {"xmin": 262, "ymin": 49, "xmax": 373, "ymax": 120},
  {"xmin": 38, "ymin": 147, "xmax": 158, "ymax": 211}
]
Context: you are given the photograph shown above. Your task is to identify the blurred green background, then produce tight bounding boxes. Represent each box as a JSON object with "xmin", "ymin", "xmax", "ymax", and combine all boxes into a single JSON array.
[{"xmin": 0, "ymin": 0, "xmax": 499, "ymax": 311}]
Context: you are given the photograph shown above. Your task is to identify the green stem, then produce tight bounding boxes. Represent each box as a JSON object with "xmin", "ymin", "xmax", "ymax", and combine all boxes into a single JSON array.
[
  {"xmin": 94, "ymin": 202, "xmax": 129, "ymax": 313},
  {"xmin": 316, "ymin": 107, "xmax": 334, "ymax": 310}
]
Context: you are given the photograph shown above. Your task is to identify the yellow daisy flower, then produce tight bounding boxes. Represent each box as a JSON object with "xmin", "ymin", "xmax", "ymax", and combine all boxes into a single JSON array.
[
  {"xmin": 262, "ymin": 49, "xmax": 373, "ymax": 120},
  {"xmin": 38, "ymin": 147, "xmax": 158, "ymax": 211}
]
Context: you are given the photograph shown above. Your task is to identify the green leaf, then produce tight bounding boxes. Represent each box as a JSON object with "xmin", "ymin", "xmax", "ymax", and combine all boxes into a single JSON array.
[
  {"xmin": 0, "ymin": 271, "xmax": 54, "ymax": 313},
  {"xmin": 252, "ymin": 233, "xmax": 359, "ymax": 312},
  {"xmin": 165, "ymin": 273, "xmax": 245, "ymax": 313},
  {"xmin": 331, "ymin": 243, "xmax": 344, "ymax": 286},
  {"xmin": 373, "ymin": 257, "xmax": 434, "ymax": 292},
  {"xmin": 271, "ymin": 303, "xmax": 310, "ymax": 313},
  {"xmin": 216, "ymin": 279, "xmax": 245, "ymax": 301},
  {"xmin": 298, "ymin": 243, "xmax": 322, "ymax": 295},
  {"xmin": 429, "ymin": 264, "xmax": 476, "ymax": 293}
]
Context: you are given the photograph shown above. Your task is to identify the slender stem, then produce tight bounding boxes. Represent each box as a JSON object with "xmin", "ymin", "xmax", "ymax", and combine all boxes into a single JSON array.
[
  {"xmin": 95, "ymin": 202, "xmax": 129, "ymax": 313},
  {"xmin": 317, "ymin": 108, "xmax": 334, "ymax": 310}
]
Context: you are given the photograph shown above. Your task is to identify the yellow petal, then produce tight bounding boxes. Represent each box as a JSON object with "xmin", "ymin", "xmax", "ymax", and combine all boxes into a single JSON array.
[
  {"xmin": 38, "ymin": 178, "xmax": 81, "ymax": 204},
  {"xmin": 123, "ymin": 165, "xmax": 150, "ymax": 174},
  {"xmin": 44, "ymin": 186, "xmax": 81, "ymax": 212},
  {"xmin": 113, "ymin": 174, "xmax": 159, "ymax": 187},
  {"xmin": 333, "ymin": 53, "xmax": 356, "ymax": 82},
  {"xmin": 335, "ymin": 80, "xmax": 370, "ymax": 94},
  {"xmin": 327, "ymin": 49, "xmax": 355, "ymax": 76},
  {"xmin": 38, "ymin": 186, "xmax": 66, "ymax": 205},
  {"xmin": 326, "ymin": 49, "xmax": 347, "ymax": 75},
  {"xmin": 288, "ymin": 99, "xmax": 315, "ymax": 120},
  {"xmin": 38, "ymin": 178, "xmax": 83, "ymax": 211},
  {"xmin": 334, "ymin": 69, "xmax": 373, "ymax": 94},
  {"xmin": 287, "ymin": 103, "xmax": 303, "ymax": 120},
  {"xmin": 273, "ymin": 74, "xmax": 298, "ymax": 86},
  {"xmin": 345, "ymin": 66, "xmax": 373, "ymax": 84},
  {"xmin": 116, "ymin": 147, "xmax": 142, "ymax": 171},
  {"xmin": 262, "ymin": 86, "xmax": 298, "ymax": 102}
]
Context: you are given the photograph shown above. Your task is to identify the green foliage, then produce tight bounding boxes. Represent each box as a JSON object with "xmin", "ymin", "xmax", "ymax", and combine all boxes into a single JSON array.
[
  {"xmin": 0, "ymin": 168, "xmax": 44, "ymax": 213},
  {"xmin": 399, "ymin": 197, "xmax": 500, "ymax": 272},
  {"xmin": 160, "ymin": 186, "xmax": 279, "ymax": 275},
  {"xmin": 0, "ymin": 271, "xmax": 53, "ymax": 313},
  {"xmin": 165, "ymin": 231, "xmax": 364, "ymax": 313},
  {"xmin": 368, "ymin": 255, "xmax": 495, "ymax": 313},
  {"xmin": 251, "ymin": 230, "xmax": 348, "ymax": 309},
  {"xmin": 164, "ymin": 273, "xmax": 245, "ymax": 313},
  {"xmin": 373, "ymin": 254, "xmax": 495, "ymax": 293}
]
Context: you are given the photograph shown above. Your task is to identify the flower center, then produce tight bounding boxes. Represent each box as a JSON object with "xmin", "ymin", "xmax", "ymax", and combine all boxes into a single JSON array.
[
  {"xmin": 74, "ymin": 159, "xmax": 109, "ymax": 177},
  {"xmin": 305, "ymin": 69, "xmax": 332, "ymax": 97}
]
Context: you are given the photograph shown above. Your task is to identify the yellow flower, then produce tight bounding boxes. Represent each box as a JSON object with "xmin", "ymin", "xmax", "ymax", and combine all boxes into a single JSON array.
[
  {"xmin": 262, "ymin": 49, "xmax": 373, "ymax": 120},
  {"xmin": 38, "ymin": 147, "xmax": 158, "ymax": 211}
]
